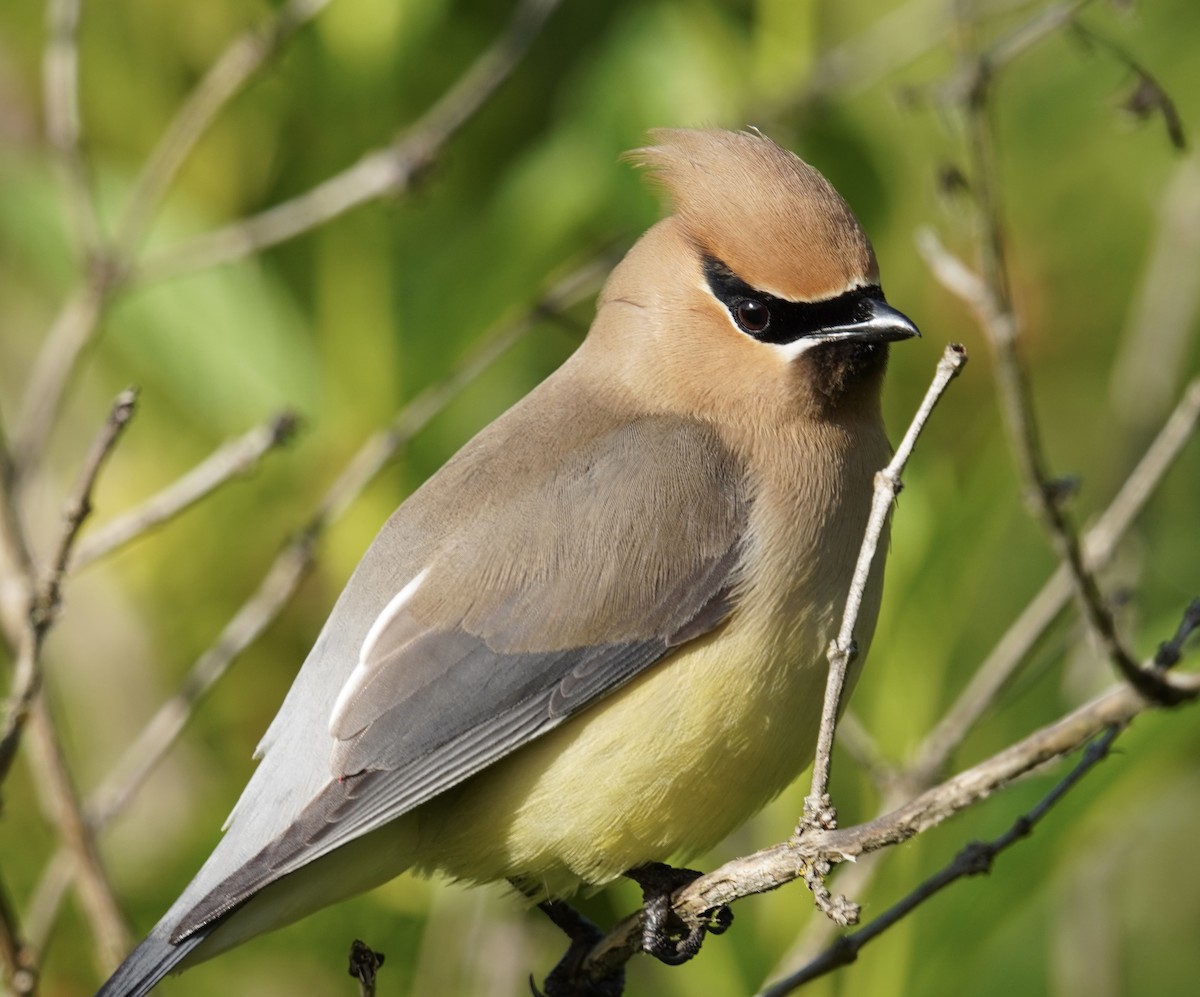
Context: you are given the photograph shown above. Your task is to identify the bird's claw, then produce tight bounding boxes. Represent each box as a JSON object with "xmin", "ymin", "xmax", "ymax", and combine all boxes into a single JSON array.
[
  {"xmin": 625, "ymin": 862, "xmax": 733, "ymax": 966},
  {"xmin": 534, "ymin": 899, "xmax": 626, "ymax": 997}
]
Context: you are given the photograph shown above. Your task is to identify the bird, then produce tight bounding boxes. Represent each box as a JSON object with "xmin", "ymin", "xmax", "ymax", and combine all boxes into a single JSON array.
[{"xmin": 97, "ymin": 127, "xmax": 918, "ymax": 996}]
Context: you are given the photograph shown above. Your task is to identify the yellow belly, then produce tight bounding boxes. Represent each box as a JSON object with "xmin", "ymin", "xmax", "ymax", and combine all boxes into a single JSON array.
[{"xmin": 410, "ymin": 594, "xmax": 845, "ymax": 899}]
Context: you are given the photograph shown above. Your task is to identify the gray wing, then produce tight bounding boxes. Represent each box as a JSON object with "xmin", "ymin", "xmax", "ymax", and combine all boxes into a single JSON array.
[{"xmin": 174, "ymin": 410, "xmax": 748, "ymax": 938}]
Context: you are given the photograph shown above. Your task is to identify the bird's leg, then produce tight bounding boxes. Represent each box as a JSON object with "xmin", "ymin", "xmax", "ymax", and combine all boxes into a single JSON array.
[
  {"xmin": 526, "ymin": 896, "xmax": 626, "ymax": 997},
  {"xmin": 625, "ymin": 862, "xmax": 733, "ymax": 966}
]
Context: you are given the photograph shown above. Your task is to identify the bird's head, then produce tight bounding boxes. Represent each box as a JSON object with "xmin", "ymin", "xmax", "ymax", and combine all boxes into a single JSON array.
[{"xmin": 591, "ymin": 128, "xmax": 918, "ymax": 425}]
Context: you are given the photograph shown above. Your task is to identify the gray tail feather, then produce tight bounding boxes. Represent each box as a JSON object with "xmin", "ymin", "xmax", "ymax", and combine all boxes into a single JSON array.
[{"xmin": 94, "ymin": 928, "xmax": 208, "ymax": 997}]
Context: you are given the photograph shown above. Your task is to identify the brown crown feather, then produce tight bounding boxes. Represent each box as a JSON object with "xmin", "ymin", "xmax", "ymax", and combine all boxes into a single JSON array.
[{"xmin": 626, "ymin": 128, "xmax": 879, "ymax": 302}]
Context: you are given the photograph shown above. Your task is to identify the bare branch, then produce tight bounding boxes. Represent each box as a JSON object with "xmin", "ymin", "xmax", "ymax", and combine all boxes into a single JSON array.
[
  {"xmin": 0, "ymin": 392, "xmax": 137, "ymax": 980},
  {"xmin": 771, "ymin": 378, "xmax": 1200, "ymax": 976},
  {"xmin": 988, "ymin": 0, "xmax": 1095, "ymax": 68},
  {"xmin": 777, "ymin": 0, "xmax": 1036, "ymax": 111},
  {"xmin": 1069, "ymin": 19, "xmax": 1187, "ymax": 150},
  {"xmin": 572, "ymin": 666, "xmax": 1199, "ymax": 987},
  {"xmin": 1109, "ymin": 157, "xmax": 1200, "ymax": 430},
  {"xmin": 114, "ymin": 0, "xmax": 337, "ymax": 257},
  {"xmin": 0, "ymin": 421, "xmax": 33, "ymax": 634},
  {"xmin": 0, "ymin": 873, "xmax": 37, "ymax": 996},
  {"xmin": 71, "ymin": 411, "xmax": 299, "ymax": 570},
  {"xmin": 916, "ymin": 225, "xmax": 1186, "ymax": 705},
  {"xmin": 13, "ymin": 0, "xmax": 558, "ymax": 480},
  {"xmin": 11, "ymin": 272, "xmax": 113, "ymax": 478},
  {"xmin": 774, "ymin": 590, "xmax": 1198, "ymax": 993},
  {"xmin": 43, "ymin": 0, "xmax": 101, "ymax": 259},
  {"xmin": 909, "ymin": 376, "xmax": 1200, "ymax": 782},
  {"xmin": 317, "ymin": 256, "xmax": 602, "ymax": 524},
  {"xmin": 804, "ymin": 344, "xmax": 967, "ymax": 824},
  {"xmin": 951, "ymin": 4, "xmax": 1187, "ymax": 706},
  {"xmin": 87, "ymin": 536, "xmax": 315, "ymax": 837},
  {"xmin": 0, "ymin": 390, "xmax": 138, "ymax": 786},
  {"xmin": 765, "ymin": 726, "xmax": 1121, "ymax": 995},
  {"xmin": 25, "ymin": 694, "xmax": 131, "ymax": 974},
  {"xmin": 22, "ymin": 849, "xmax": 71, "ymax": 978},
  {"xmin": 348, "ymin": 939, "xmax": 386, "ymax": 997},
  {"xmin": 133, "ymin": 0, "xmax": 565, "ymax": 285}
]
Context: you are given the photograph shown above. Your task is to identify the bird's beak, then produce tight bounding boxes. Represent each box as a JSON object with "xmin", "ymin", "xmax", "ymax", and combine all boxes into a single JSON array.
[{"xmin": 815, "ymin": 297, "xmax": 920, "ymax": 345}]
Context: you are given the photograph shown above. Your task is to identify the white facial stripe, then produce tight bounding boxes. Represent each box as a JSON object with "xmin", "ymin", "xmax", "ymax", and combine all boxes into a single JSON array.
[
  {"xmin": 767, "ymin": 337, "xmax": 823, "ymax": 361},
  {"xmin": 328, "ymin": 567, "xmax": 430, "ymax": 735}
]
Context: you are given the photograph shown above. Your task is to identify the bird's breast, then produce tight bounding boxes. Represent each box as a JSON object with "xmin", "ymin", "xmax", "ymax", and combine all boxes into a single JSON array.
[{"xmin": 411, "ymin": 418, "xmax": 889, "ymax": 898}]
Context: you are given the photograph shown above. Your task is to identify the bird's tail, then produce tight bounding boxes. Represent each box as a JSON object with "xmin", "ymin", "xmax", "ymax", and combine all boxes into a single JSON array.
[{"xmin": 94, "ymin": 927, "xmax": 208, "ymax": 997}]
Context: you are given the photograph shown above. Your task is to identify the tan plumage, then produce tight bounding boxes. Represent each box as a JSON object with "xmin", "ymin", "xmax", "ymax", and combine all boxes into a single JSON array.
[{"xmin": 98, "ymin": 128, "xmax": 917, "ymax": 996}]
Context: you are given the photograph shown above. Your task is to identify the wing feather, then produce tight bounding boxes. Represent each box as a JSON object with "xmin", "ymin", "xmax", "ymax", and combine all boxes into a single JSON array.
[{"xmin": 174, "ymin": 408, "xmax": 749, "ymax": 939}]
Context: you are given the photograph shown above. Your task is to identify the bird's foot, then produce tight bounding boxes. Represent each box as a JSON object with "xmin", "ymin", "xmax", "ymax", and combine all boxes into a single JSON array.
[
  {"xmin": 625, "ymin": 862, "xmax": 732, "ymax": 966},
  {"xmin": 531, "ymin": 899, "xmax": 626, "ymax": 997}
]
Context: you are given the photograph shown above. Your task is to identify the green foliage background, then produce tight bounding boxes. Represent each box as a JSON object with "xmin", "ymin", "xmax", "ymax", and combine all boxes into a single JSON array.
[{"xmin": 0, "ymin": 1, "xmax": 1197, "ymax": 995}]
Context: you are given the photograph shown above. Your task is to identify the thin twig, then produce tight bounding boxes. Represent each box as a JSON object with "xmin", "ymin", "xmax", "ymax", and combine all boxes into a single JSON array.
[
  {"xmin": 0, "ymin": 873, "xmax": 37, "ymax": 996},
  {"xmin": 133, "ymin": 0, "xmax": 565, "ymax": 285},
  {"xmin": 804, "ymin": 344, "xmax": 968, "ymax": 828},
  {"xmin": 1109, "ymin": 158, "xmax": 1200, "ymax": 430},
  {"xmin": 1153, "ymin": 598, "xmax": 1200, "ymax": 671},
  {"xmin": 763, "ymin": 727, "xmax": 1121, "ymax": 995},
  {"xmin": 21, "ymin": 850, "xmax": 71, "ymax": 978},
  {"xmin": 0, "ymin": 423, "xmax": 33, "ymax": 636},
  {"xmin": 776, "ymin": 0, "xmax": 1035, "ymax": 111},
  {"xmin": 43, "ymin": 0, "xmax": 101, "ymax": 259},
  {"xmin": 909, "ymin": 376, "xmax": 1200, "ymax": 782},
  {"xmin": 113, "ymin": 0, "xmax": 337, "ymax": 256},
  {"xmin": 15, "ymin": 0, "xmax": 555, "ymax": 480},
  {"xmin": 348, "ymin": 939, "xmax": 385, "ymax": 997},
  {"xmin": 952, "ymin": 3, "xmax": 1187, "ymax": 707},
  {"xmin": 18, "ymin": 0, "xmax": 113, "ymax": 475},
  {"xmin": 571, "ymin": 666, "xmax": 1199, "ymax": 988},
  {"xmin": 11, "ymin": 272, "xmax": 113, "ymax": 478},
  {"xmin": 0, "ymin": 393, "xmax": 137, "ymax": 981},
  {"xmin": 25, "ymin": 696, "xmax": 131, "ymax": 974},
  {"xmin": 0, "ymin": 390, "xmax": 138, "ymax": 786},
  {"xmin": 13, "ymin": 3, "xmax": 332, "ymax": 478},
  {"xmin": 916, "ymin": 224, "xmax": 1186, "ymax": 705},
  {"xmin": 1069, "ymin": 20, "xmax": 1187, "ymax": 151},
  {"xmin": 772, "ymin": 380, "xmax": 1200, "ymax": 977},
  {"xmin": 883, "ymin": 1, "xmax": 1097, "ymax": 117},
  {"xmin": 71, "ymin": 411, "xmax": 300, "ymax": 570},
  {"xmin": 86, "ymin": 538, "xmax": 317, "ymax": 834}
]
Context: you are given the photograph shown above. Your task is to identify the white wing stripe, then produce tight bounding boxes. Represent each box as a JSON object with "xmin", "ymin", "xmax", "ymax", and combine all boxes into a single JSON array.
[{"xmin": 328, "ymin": 567, "xmax": 430, "ymax": 735}]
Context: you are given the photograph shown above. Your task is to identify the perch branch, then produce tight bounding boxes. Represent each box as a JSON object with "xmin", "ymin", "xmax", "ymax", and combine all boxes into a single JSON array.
[
  {"xmin": 764, "ymin": 726, "xmax": 1121, "ymax": 995},
  {"xmin": 803, "ymin": 344, "xmax": 967, "ymax": 828},
  {"xmin": 565, "ymin": 664, "xmax": 1199, "ymax": 990},
  {"xmin": 766, "ymin": 598, "xmax": 1200, "ymax": 994}
]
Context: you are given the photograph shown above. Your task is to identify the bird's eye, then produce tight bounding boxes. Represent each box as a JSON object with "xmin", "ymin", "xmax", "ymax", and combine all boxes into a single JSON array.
[{"xmin": 735, "ymin": 299, "xmax": 770, "ymax": 334}]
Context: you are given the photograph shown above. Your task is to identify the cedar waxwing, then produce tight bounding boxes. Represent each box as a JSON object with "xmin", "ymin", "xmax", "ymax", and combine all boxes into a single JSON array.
[{"xmin": 97, "ymin": 128, "xmax": 918, "ymax": 996}]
